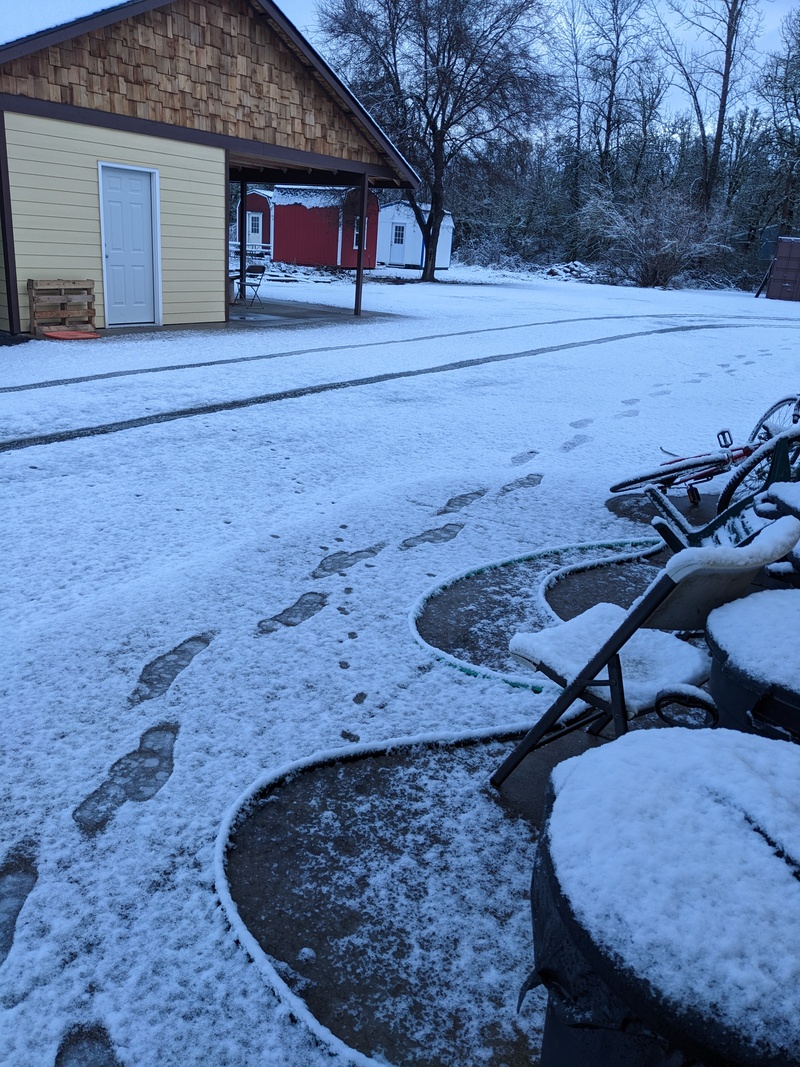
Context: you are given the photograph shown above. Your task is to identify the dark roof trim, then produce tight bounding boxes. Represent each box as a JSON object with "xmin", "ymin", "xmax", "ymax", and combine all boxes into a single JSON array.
[
  {"xmin": 0, "ymin": 0, "xmax": 170, "ymax": 63},
  {"xmin": 251, "ymin": 0, "xmax": 418, "ymax": 188},
  {"xmin": 0, "ymin": 0, "xmax": 420, "ymax": 189},
  {"xmin": 0, "ymin": 94, "xmax": 414, "ymax": 187}
]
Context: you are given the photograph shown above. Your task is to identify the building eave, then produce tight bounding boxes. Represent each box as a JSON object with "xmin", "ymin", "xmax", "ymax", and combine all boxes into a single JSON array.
[{"xmin": 0, "ymin": 0, "xmax": 420, "ymax": 190}]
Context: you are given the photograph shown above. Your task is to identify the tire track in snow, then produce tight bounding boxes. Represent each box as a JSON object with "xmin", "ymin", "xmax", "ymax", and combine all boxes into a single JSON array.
[
  {"xmin": 2, "ymin": 310, "xmax": 791, "ymax": 394},
  {"xmin": 0, "ymin": 321, "xmax": 772, "ymax": 453}
]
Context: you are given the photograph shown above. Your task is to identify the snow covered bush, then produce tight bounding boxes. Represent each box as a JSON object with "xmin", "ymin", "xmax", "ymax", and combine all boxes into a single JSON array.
[{"xmin": 576, "ymin": 191, "xmax": 731, "ymax": 288}]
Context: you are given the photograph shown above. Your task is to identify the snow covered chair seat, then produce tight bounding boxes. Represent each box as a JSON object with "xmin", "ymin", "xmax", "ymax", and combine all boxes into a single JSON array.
[
  {"xmin": 491, "ymin": 516, "xmax": 800, "ymax": 788},
  {"xmin": 510, "ymin": 602, "xmax": 708, "ymax": 715}
]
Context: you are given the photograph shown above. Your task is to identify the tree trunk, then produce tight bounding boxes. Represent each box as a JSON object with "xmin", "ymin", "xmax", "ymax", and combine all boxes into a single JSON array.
[{"xmin": 421, "ymin": 209, "xmax": 444, "ymax": 281}]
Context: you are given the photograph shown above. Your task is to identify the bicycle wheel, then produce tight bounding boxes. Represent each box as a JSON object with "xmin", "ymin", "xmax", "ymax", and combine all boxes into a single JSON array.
[
  {"xmin": 748, "ymin": 395, "xmax": 800, "ymax": 445},
  {"xmin": 610, "ymin": 452, "xmax": 730, "ymax": 494},
  {"xmin": 716, "ymin": 427, "xmax": 800, "ymax": 513}
]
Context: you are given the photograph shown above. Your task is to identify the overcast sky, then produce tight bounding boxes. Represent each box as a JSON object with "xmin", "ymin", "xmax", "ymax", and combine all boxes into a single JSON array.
[
  {"xmin": 277, "ymin": 0, "xmax": 797, "ymax": 51},
  {"xmin": 278, "ymin": 0, "xmax": 797, "ymax": 59},
  {"xmin": 276, "ymin": 0, "xmax": 320, "ymax": 38},
  {"xmin": 0, "ymin": 0, "xmax": 795, "ymax": 72}
]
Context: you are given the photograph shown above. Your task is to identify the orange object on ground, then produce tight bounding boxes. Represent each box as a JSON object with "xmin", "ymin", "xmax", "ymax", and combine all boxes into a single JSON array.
[{"xmin": 42, "ymin": 330, "xmax": 101, "ymax": 340}]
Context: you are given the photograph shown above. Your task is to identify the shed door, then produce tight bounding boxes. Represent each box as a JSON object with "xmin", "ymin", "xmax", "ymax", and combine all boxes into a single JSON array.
[
  {"xmin": 389, "ymin": 223, "xmax": 406, "ymax": 265},
  {"xmin": 246, "ymin": 211, "xmax": 262, "ymax": 249},
  {"xmin": 102, "ymin": 166, "xmax": 156, "ymax": 326}
]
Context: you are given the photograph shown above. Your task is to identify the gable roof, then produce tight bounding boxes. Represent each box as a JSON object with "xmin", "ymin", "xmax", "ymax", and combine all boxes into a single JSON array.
[{"xmin": 0, "ymin": 0, "xmax": 418, "ymax": 189}]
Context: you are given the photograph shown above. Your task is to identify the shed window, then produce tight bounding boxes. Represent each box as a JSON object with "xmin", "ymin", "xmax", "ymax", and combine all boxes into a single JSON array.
[
  {"xmin": 393, "ymin": 224, "xmax": 405, "ymax": 245},
  {"xmin": 353, "ymin": 216, "xmax": 368, "ymax": 249}
]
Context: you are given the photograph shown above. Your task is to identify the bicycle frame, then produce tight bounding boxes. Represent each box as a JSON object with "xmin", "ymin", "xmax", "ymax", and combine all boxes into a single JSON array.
[{"xmin": 610, "ymin": 396, "xmax": 799, "ymax": 503}]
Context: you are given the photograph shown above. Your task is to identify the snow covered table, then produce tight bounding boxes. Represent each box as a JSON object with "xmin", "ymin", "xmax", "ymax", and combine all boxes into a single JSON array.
[
  {"xmin": 706, "ymin": 589, "xmax": 800, "ymax": 741},
  {"xmin": 531, "ymin": 729, "xmax": 800, "ymax": 1067}
]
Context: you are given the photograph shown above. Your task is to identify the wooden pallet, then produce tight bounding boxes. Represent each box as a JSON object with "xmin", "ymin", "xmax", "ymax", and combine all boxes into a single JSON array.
[{"xmin": 27, "ymin": 279, "xmax": 97, "ymax": 336}]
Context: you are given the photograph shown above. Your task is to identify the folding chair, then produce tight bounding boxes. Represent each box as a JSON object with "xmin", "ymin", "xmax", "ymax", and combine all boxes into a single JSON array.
[
  {"xmin": 490, "ymin": 516, "xmax": 800, "ymax": 787},
  {"xmin": 244, "ymin": 264, "xmax": 266, "ymax": 307}
]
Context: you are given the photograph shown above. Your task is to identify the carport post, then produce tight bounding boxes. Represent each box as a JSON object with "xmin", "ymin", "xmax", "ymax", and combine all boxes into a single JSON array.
[
  {"xmin": 354, "ymin": 173, "xmax": 370, "ymax": 316},
  {"xmin": 238, "ymin": 179, "xmax": 247, "ymax": 302}
]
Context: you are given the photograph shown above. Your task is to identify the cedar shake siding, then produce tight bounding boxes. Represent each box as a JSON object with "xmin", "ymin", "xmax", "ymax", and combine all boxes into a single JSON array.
[{"xmin": 0, "ymin": 0, "xmax": 387, "ymax": 169}]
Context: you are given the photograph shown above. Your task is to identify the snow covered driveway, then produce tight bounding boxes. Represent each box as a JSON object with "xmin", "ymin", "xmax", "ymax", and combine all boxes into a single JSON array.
[{"xmin": 1, "ymin": 270, "xmax": 798, "ymax": 1065}]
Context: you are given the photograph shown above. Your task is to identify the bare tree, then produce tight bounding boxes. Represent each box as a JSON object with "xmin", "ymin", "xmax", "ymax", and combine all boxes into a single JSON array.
[
  {"xmin": 582, "ymin": 0, "xmax": 651, "ymax": 181},
  {"xmin": 656, "ymin": 0, "xmax": 761, "ymax": 210},
  {"xmin": 549, "ymin": 0, "xmax": 590, "ymax": 211},
  {"xmin": 317, "ymin": 0, "xmax": 549, "ymax": 280},
  {"xmin": 759, "ymin": 9, "xmax": 800, "ymax": 233}
]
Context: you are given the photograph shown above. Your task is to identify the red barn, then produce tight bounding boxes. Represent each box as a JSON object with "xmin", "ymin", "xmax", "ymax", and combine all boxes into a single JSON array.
[{"xmin": 237, "ymin": 186, "xmax": 379, "ymax": 268}]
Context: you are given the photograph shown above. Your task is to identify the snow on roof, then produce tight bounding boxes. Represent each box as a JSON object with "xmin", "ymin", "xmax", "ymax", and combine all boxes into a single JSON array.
[
  {"xmin": 272, "ymin": 187, "xmax": 349, "ymax": 208},
  {"xmin": 0, "ymin": 0, "xmax": 123, "ymax": 48},
  {"xmin": 381, "ymin": 200, "xmax": 454, "ymax": 221}
]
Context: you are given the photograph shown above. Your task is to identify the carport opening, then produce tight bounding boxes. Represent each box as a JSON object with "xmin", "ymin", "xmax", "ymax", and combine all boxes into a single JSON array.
[{"xmin": 228, "ymin": 167, "xmax": 375, "ymax": 317}]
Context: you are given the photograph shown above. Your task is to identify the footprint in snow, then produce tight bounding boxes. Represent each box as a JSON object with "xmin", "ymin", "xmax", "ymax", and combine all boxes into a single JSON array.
[
  {"xmin": 621, "ymin": 398, "xmax": 639, "ymax": 405},
  {"xmin": 510, "ymin": 449, "xmax": 539, "ymax": 466},
  {"xmin": 0, "ymin": 842, "xmax": 37, "ymax": 966},
  {"xmin": 55, "ymin": 1024, "xmax": 123, "ymax": 1067},
  {"xmin": 569, "ymin": 418, "xmax": 593, "ymax": 429},
  {"xmin": 560, "ymin": 433, "xmax": 591, "ymax": 452},
  {"xmin": 650, "ymin": 389, "xmax": 671, "ymax": 396},
  {"xmin": 311, "ymin": 543, "xmax": 385, "ymax": 578},
  {"xmin": 499, "ymin": 472, "xmax": 544, "ymax": 493},
  {"xmin": 436, "ymin": 488, "xmax": 487, "ymax": 514},
  {"xmin": 73, "ymin": 723, "xmax": 179, "ymax": 835},
  {"xmin": 613, "ymin": 409, "xmax": 639, "ymax": 419},
  {"xmin": 129, "ymin": 634, "xmax": 213, "ymax": 705},
  {"xmin": 257, "ymin": 592, "xmax": 328, "ymax": 634},
  {"xmin": 399, "ymin": 524, "xmax": 464, "ymax": 550}
]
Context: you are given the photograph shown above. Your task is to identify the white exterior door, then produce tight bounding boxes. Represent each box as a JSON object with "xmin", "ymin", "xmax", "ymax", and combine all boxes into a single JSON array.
[
  {"xmin": 246, "ymin": 211, "xmax": 262, "ymax": 249},
  {"xmin": 389, "ymin": 222, "xmax": 406, "ymax": 264},
  {"xmin": 101, "ymin": 166, "xmax": 156, "ymax": 326}
]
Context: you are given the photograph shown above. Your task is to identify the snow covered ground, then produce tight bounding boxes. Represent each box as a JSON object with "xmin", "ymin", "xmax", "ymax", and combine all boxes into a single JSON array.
[{"xmin": 2, "ymin": 267, "xmax": 799, "ymax": 1065}]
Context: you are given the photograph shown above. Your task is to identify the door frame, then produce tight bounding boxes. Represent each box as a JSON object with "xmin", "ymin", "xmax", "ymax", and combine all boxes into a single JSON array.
[
  {"xmin": 245, "ymin": 210, "xmax": 262, "ymax": 250},
  {"xmin": 389, "ymin": 221, "xmax": 406, "ymax": 265},
  {"xmin": 98, "ymin": 161, "xmax": 162, "ymax": 328}
]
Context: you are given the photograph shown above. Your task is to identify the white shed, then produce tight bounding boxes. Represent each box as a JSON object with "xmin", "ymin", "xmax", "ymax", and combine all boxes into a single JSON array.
[{"xmin": 377, "ymin": 201, "xmax": 454, "ymax": 269}]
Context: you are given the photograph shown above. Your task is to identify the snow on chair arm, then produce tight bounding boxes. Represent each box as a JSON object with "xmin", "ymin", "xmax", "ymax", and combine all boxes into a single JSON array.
[{"xmin": 665, "ymin": 515, "xmax": 800, "ymax": 582}]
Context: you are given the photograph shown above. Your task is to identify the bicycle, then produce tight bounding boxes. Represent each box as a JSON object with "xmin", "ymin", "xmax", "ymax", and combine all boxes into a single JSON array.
[{"xmin": 609, "ymin": 395, "xmax": 800, "ymax": 514}]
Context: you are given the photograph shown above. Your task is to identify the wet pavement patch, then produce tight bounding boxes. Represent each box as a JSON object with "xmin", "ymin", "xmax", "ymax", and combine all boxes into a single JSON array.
[
  {"xmin": 0, "ymin": 842, "xmax": 37, "ymax": 965},
  {"xmin": 129, "ymin": 634, "xmax": 213, "ymax": 704},
  {"xmin": 399, "ymin": 523, "xmax": 463, "ymax": 550},
  {"xmin": 414, "ymin": 542, "xmax": 661, "ymax": 676},
  {"xmin": 311, "ymin": 543, "xmax": 385, "ymax": 578},
  {"xmin": 55, "ymin": 1024, "xmax": 122, "ymax": 1067},
  {"xmin": 225, "ymin": 740, "xmax": 543, "ymax": 1066},
  {"xmin": 73, "ymin": 724, "xmax": 179, "ymax": 835},
  {"xmin": 257, "ymin": 592, "xmax": 328, "ymax": 634}
]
